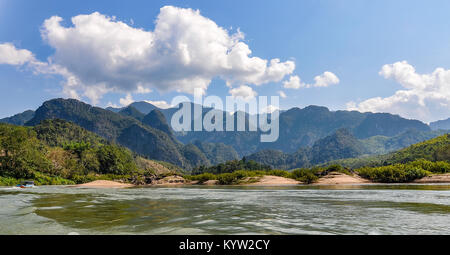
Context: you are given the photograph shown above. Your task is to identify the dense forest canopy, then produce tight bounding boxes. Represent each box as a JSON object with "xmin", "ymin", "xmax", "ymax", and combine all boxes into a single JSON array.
[{"xmin": 0, "ymin": 120, "xmax": 179, "ymax": 185}]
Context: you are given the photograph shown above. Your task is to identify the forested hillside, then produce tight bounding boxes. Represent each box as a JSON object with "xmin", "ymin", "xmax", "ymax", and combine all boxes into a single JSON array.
[
  {"xmin": 430, "ymin": 118, "xmax": 450, "ymax": 130},
  {"xmin": 25, "ymin": 98, "xmax": 238, "ymax": 169},
  {"xmin": 327, "ymin": 133, "xmax": 450, "ymax": 169},
  {"xmin": 0, "ymin": 120, "xmax": 180, "ymax": 185},
  {"xmin": 247, "ymin": 129, "xmax": 366, "ymax": 169}
]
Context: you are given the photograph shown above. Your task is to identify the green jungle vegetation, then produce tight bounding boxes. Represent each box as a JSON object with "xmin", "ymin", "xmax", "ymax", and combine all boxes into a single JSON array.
[
  {"xmin": 187, "ymin": 164, "xmax": 352, "ymax": 185},
  {"xmin": 0, "ymin": 120, "xmax": 180, "ymax": 186},
  {"xmin": 191, "ymin": 158, "xmax": 272, "ymax": 175},
  {"xmin": 247, "ymin": 129, "xmax": 448, "ymax": 170},
  {"xmin": 328, "ymin": 134, "xmax": 450, "ymax": 169},
  {"xmin": 188, "ymin": 134, "xmax": 450, "ymax": 184},
  {"xmin": 187, "ymin": 159, "xmax": 450, "ymax": 185},
  {"xmin": 355, "ymin": 160, "xmax": 450, "ymax": 183}
]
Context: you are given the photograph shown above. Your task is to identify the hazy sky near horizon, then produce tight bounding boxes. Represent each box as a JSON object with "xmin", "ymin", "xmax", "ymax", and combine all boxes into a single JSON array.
[{"xmin": 1, "ymin": 0, "xmax": 450, "ymax": 122}]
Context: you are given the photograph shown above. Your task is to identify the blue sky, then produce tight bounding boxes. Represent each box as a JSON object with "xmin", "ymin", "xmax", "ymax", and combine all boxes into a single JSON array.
[{"xmin": 1, "ymin": 0, "xmax": 450, "ymax": 122}]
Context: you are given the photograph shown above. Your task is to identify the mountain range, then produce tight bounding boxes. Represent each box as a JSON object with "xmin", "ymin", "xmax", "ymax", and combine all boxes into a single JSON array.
[
  {"xmin": 0, "ymin": 110, "xmax": 35, "ymax": 126},
  {"xmin": 105, "ymin": 101, "xmax": 437, "ymax": 156},
  {"xmin": 23, "ymin": 99, "xmax": 238, "ymax": 169},
  {"xmin": 1, "ymin": 98, "xmax": 448, "ymax": 170},
  {"xmin": 430, "ymin": 118, "xmax": 450, "ymax": 130},
  {"xmin": 246, "ymin": 128, "xmax": 448, "ymax": 169}
]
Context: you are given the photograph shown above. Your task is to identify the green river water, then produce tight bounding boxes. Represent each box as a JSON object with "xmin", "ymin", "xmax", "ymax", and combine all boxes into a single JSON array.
[{"xmin": 0, "ymin": 184, "xmax": 449, "ymax": 235}]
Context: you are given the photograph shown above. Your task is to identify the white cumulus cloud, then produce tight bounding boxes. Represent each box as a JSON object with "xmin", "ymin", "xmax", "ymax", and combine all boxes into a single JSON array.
[
  {"xmin": 283, "ymin": 75, "xmax": 302, "ymax": 89},
  {"xmin": 35, "ymin": 6, "xmax": 295, "ymax": 103},
  {"xmin": 313, "ymin": 71, "xmax": 340, "ymax": 87},
  {"xmin": 283, "ymin": 71, "xmax": 339, "ymax": 89},
  {"xmin": 119, "ymin": 94, "xmax": 134, "ymax": 106},
  {"xmin": 144, "ymin": 100, "xmax": 172, "ymax": 109},
  {"xmin": 229, "ymin": 85, "xmax": 257, "ymax": 100},
  {"xmin": 0, "ymin": 43, "xmax": 34, "ymax": 65},
  {"xmin": 347, "ymin": 61, "xmax": 450, "ymax": 122}
]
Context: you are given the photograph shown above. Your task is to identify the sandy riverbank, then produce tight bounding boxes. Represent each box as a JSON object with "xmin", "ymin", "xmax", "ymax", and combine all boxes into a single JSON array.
[
  {"xmin": 153, "ymin": 176, "xmax": 187, "ymax": 185},
  {"xmin": 414, "ymin": 173, "xmax": 450, "ymax": 183},
  {"xmin": 73, "ymin": 172, "xmax": 450, "ymax": 188},
  {"xmin": 76, "ymin": 176, "xmax": 188, "ymax": 188},
  {"xmin": 75, "ymin": 180, "xmax": 134, "ymax": 188},
  {"xmin": 315, "ymin": 172, "xmax": 371, "ymax": 185},
  {"xmin": 246, "ymin": 175, "xmax": 301, "ymax": 185}
]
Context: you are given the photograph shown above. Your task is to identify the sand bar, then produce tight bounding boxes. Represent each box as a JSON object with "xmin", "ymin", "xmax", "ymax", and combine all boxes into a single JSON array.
[
  {"xmin": 76, "ymin": 180, "xmax": 134, "ymax": 188},
  {"xmin": 414, "ymin": 173, "xmax": 450, "ymax": 183},
  {"xmin": 315, "ymin": 172, "xmax": 371, "ymax": 185},
  {"xmin": 153, "ymin": 176, "xmax": 187, "ymax": 185},
  {"xmin": 246, "ymin": 175, "xmax": 301, "ymax": 186}
]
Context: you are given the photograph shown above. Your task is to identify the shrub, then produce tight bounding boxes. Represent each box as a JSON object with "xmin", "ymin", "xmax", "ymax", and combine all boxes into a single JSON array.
[
  {"xmin": 325, "ymin": 164, "xmax": 352, "ymax": 175},
  {"xmin": 30, "ymin": 172, "xmax": 75, "ymax": 185},
  {"xmin": 408, "ymin": 159, "xmax": 450, "ymax": 174},
  {"xmin": 71, "ymin": 174, "xmax": 98, "ymax": 184},
  {"xmin": 217, "ymin": 173, "xmax": 239, "ymax": 185},
  {"xmin": 266, "ymin": 169, "xmax": 291, "ymax": 178},
  {"xmin": 96, "ymin": 145, "xmax": 137, "ymax": 175},
  {"xmin": 356, "ymin": 164, "xmax": 430, "ymax": 183},
  {"xmin": 0, "ymin": 176, "xmax": 22, "ymax": 186},
  {"xmin": 187, "ymin": 173, "xmax": 217, "ymax": 183},
  {"xmin": 290, "ymin": 169, "xmax": 319, "ymax": 184}
]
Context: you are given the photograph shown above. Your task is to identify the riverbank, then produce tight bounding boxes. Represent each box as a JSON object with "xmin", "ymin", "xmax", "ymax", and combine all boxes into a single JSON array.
[
  {"xmin": 34, "ymin": 172, "xmax": 450, "ymax": 189},
  {"xmin": 75, "ymin": 180, "xmax": 134, "ymax": 188},
  {"xmin": 315, "ymin": 172, "xmax": 371, "ymax": 185},
  {"xmin": 414, "ymin": 173, "xmax": 450, "ymax": 183},
  {"xmin": 245, "ymin": 175, "xmax": 301, "ymax": 185},
  {"xmin": 189, "ymin": 172, "xmax": 450, "ymax": 186}
]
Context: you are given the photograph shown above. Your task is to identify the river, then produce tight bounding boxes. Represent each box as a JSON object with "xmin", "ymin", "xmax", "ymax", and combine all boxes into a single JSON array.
[{"xmin": 0, "ymin": 184, "xmax": 449, "ymax": 235}]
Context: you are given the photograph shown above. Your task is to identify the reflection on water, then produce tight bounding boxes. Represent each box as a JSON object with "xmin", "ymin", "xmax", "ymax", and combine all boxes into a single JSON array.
[{"xmin": 0, "ymin": 184, "xmax": 449, "ymax": 235}]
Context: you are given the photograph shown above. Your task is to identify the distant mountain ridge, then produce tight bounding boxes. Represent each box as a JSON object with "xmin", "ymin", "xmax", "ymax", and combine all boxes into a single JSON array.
[
  {"xmin": 430, "ymin": 118, "xmax": 450, "ymax": 130},
  {"xmin": 142, "ymin": 109, "xmax": 174, "ymax": 138},
  {"xmin": 361, "ymin": 129, "xmax": 449, "ymax": 154},
  {"xmin": 118, "ymin": 106, "xmax": 145, "ymax": 121},
  {"xmin": 247, "ymin": 128, "xmax": 367, "ymax": 169},
  {"xmin": 155, "ymin": 103, "xmax": 431, "ymax": 156},
  {"xmin": 107, "ymin": 101, "xmax": 158, "ymax": 114},
  {"xmin": 113, "ymin": 102, "xmax": 432, "ymax": 156},
  {"xmin": 0, "ymin": 110, "xmax": 35, "ymax": 125},
  {"xmin": 353, "ymin": 113, "xmax": 430, "ymax": 138},
  {"xmin": 247, "ymin": 128, "xmax": 449, "ymax": 170}
]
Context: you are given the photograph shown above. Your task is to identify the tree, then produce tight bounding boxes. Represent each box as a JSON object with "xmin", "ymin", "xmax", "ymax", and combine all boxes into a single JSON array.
[
  {"xmin": 0, "ymin": 124, "xmax": 51, "ymax": 178},
  {"xmin": 96, "ymin": 145, "xmax": 137, "ymax": 175}
]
